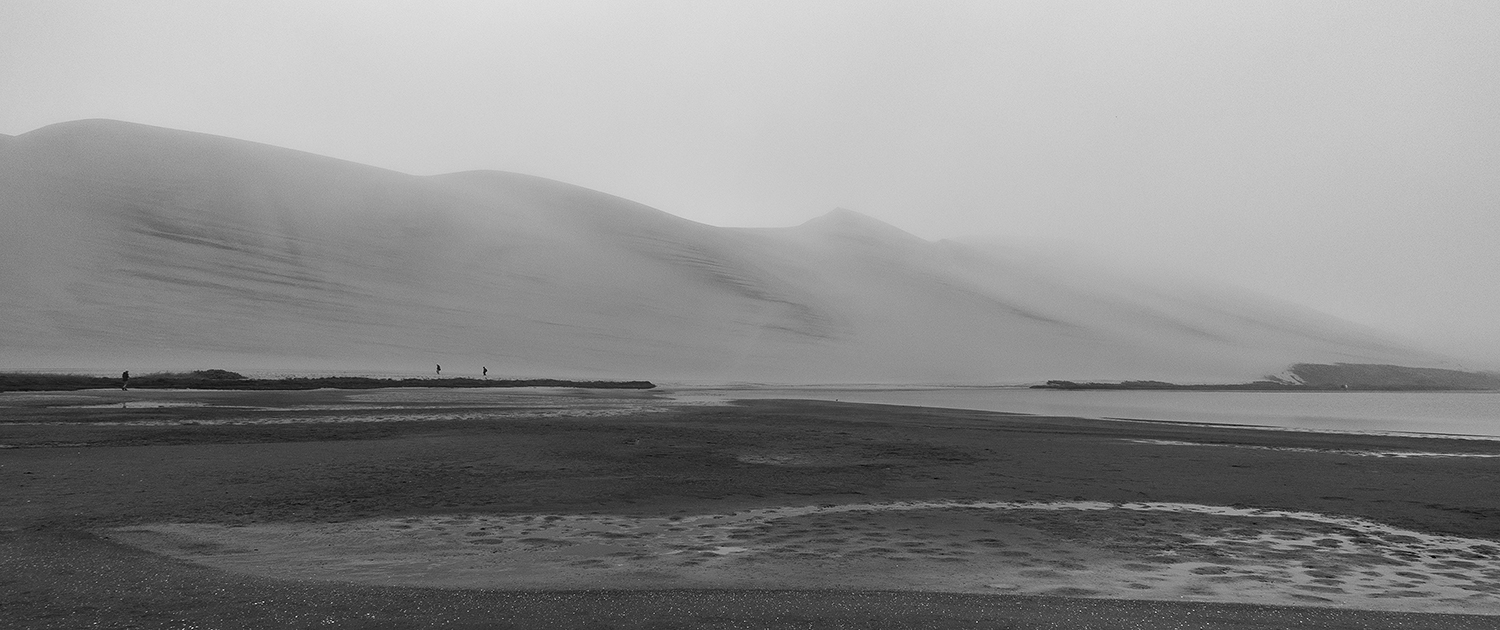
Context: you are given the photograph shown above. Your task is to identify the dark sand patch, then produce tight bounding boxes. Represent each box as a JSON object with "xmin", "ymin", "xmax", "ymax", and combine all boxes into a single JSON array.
[{"xmin": 6, "ymin": 394, "xmax": 1500, "ymax": 626}]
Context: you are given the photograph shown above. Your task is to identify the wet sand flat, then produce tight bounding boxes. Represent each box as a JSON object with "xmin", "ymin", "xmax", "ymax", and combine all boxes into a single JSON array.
[
  {"xmin": 114, "ymin": 501, "xmax": 1500, "ymax": 614},
  {"xmin": 4, "ymin": 390, "xmax": 1500, "ymax": 628}
]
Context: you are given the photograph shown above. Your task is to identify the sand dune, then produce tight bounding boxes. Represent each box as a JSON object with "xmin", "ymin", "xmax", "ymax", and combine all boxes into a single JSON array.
[{"xmin": 0, "ymin": 120, "xmax": 1441, "ymax": 382}]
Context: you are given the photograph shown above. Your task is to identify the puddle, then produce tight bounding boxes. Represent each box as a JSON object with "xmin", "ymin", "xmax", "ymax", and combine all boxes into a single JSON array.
[{"xmin": 61, "ymin": 401, "xmax": 208, "ymax": 409}]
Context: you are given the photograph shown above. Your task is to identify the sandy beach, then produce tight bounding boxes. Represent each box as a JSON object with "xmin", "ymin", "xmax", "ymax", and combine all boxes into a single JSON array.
[{"xmin": 4, "ymin": 387, "xmax": 1499, "ymax": 628}]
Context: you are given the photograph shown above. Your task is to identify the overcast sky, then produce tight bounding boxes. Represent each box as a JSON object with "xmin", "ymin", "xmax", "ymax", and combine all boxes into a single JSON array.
[{"xmin": 3, "ymin": 1, "xmax": 1498, "ymax": 365}]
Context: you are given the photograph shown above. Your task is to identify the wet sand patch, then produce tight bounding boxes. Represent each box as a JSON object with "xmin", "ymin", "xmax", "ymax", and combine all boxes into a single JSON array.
[
  {"xmin": 113, "ymin": 501, "xmax": 1500, "ymax": 615},
  {"xmin": 9, "ymin": 395, "xmax": 1500, "ymax": 628}
]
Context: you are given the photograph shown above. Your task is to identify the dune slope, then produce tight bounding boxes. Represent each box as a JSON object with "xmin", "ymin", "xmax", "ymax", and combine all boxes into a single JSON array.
[{"xmin": 0, "ymin": 120, "xmax": 1438, "ymax": 382}]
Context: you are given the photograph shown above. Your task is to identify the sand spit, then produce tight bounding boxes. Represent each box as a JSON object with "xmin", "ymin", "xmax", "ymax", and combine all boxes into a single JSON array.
[
  {"xmin": 1127, "ymin": 439, "xmax": 1500, "ymax": 458},
  {"xmin": 112, "ymin": 501, "xmax": 1500, "ymax": 615},
  {"xmin": 6, "ymin": 406, "xmax": 671, "ymax": 427}
]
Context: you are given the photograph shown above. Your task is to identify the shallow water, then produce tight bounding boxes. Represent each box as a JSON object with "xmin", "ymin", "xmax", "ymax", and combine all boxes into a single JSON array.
[
  {"xmin": 0, "ymin": 386, "xmax": 672, "ymax": 428},
  {"xmin": 688, "ymin": 387, "xmax": 1500, "ymax": 438}
]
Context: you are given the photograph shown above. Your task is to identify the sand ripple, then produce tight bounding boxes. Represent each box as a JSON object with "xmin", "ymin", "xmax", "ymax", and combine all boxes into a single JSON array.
[{"xmin": 112, "ymin": 501, "xmax": 1500, "ymax": 615}]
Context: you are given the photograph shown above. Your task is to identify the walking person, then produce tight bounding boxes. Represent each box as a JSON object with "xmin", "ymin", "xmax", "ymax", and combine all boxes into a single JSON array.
[
  {"xmin": 436, "ymin": 364, "xmax": 441, "ymax": 376},
  {"xmin": 483, "ymin": 367, "xmax": 488, "ymax": 378},
  {"xmin": 121, "ymin": 370, "xmax": 129, "ymax": 391}
]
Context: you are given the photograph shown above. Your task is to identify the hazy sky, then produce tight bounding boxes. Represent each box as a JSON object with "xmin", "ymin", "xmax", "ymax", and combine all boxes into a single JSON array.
[{"xmin": 4, "ymin": 1, "xmax": 1498, "ymax": 365}]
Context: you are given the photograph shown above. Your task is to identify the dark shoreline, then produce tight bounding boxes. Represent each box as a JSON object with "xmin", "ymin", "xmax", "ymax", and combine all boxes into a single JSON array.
[{"xmin": 0, "ymin": 371, "xmax": 655, "ymax": 392}]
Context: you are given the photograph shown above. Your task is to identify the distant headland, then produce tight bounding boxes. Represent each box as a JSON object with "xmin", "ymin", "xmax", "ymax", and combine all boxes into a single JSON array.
[
  {"xmin": 1033, "ymin": 363, "xmax": 1500, "ymax": 392},
  {"xmin": 0, "ymin": 370, "xmax": 655, "ymax": 393}
]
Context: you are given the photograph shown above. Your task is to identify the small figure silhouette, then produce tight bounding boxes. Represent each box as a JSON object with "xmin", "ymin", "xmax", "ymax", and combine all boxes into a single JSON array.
[
  {"xmin": 436, "ymin": 364, "xmax": 441, "ymax": 375},
  {"xmin": 483, "ymin": 367, "xmax": 488, "ymax": 377},
  {"xmin": 121, "ymin": 370, "xmax": 130, "ymax": 391}
]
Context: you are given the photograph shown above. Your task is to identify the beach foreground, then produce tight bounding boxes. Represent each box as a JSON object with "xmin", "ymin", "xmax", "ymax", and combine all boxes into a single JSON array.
[{"xmin": 3, "ymin": 388, "xmax": 1499, "ymax": 628}]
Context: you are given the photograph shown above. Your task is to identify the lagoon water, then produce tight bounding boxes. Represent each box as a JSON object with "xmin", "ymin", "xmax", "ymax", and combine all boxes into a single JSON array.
[{"xmin": 700, "ymin": 387, "xmax": 1500, "ymax": 439}]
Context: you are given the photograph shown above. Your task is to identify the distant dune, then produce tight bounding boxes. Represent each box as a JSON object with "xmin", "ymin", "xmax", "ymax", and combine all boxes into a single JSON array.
[{"xmin": 0, "ymin": 120, "xmax": 1446, "ymax": 382}]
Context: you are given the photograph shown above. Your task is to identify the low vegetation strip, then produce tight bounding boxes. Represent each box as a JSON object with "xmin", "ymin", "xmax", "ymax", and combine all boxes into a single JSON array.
[{"xmin": 0, "ymin": 370, "xmax": 654, "ymax": 392}]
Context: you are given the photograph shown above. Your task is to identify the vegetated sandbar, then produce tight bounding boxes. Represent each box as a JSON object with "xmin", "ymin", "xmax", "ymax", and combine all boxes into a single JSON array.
[
  {"xmin": 0, "ymin": 369, "xmax": 655, "ymax": 392},
  {"xmin": 3, "ymin": 392, "xmax": 1498, "ymax": 629}
]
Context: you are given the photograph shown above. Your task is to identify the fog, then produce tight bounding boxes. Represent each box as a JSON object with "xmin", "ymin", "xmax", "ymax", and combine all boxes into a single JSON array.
[
  {"xmin": 2, "ymin": 120, "xmax": 1443, "ymax": 381},
  {"xmin": 3, "ymin": 1, "xmax": 1498, "ymax": 366}
]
